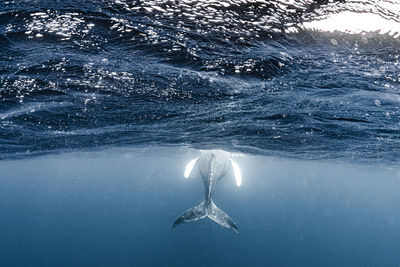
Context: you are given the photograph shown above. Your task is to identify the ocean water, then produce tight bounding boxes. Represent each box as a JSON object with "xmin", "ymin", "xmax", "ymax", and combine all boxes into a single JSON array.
[
  {"xmin": 1, "ymin": 0, "xmax": 400, "ymax": 266},
  {"xmin": 1, "ymin": 148, "xmax": 400, "ymax": 266}
]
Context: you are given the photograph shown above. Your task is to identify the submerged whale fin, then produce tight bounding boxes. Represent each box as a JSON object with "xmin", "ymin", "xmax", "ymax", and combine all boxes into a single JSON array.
[
  {"xmin": 229, "ymin": 158, "xmax": 242, "ymax": 187},
  {"xmin": 173, "ymin": 200, "xmax": 239, "ymax": 234},
  {"xmin": 184, "ymin": 157, "xmax": 199, "ymax": 178},
  {"xmin": 172, "ymin": 201, "xmax": 207, "ymax": 228},
  {"xmin": 208, "ymin": 201, "xmax": 239, "ymax": 234}
]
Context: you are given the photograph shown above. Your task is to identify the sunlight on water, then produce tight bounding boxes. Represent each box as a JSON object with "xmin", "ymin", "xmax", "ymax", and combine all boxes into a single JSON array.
[
  {"xmin": 303, "ymin": 11, "xmax": 400, "ymax": 38},
  {"xmin": 1, "ymin": 0, "xmax": 400, "ymax": 162},
  {"xmin": 23, "ymin": 12, "xmax": 89, "ymax": 40}
]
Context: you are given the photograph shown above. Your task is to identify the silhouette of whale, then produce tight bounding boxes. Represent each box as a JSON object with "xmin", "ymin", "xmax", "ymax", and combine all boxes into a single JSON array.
[{"xmin": 173, "ymin": 150, "xmax": 242, "ymax": 233}]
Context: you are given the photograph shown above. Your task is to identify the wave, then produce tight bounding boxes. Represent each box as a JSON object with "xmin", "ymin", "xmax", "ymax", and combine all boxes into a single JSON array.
[{"xmin": 0, "ymin": 0, "xmax": 400, "ymax": 162}]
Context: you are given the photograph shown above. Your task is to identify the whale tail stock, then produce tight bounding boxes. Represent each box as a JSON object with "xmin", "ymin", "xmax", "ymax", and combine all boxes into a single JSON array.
[{"xmin": 172, "ymin": 200, "xmax": 239, "ymax": 233}]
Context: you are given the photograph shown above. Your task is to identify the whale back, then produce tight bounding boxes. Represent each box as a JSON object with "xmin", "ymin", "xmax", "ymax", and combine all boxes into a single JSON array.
[{"xmin": 198, "ymin": 150, "xmax": 230, "ymax": 183}]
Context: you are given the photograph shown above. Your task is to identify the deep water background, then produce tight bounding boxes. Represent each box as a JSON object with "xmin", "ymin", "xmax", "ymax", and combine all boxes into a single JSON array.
[
  {"xmin": 1, "ymin": 1, "xmax": 400, "ymax": 266},
  {"xmin": 1, "ymin": 148, "xmax": 400, "ymax": 267}
]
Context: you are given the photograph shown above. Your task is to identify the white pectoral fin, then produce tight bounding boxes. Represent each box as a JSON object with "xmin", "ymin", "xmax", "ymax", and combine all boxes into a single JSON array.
[
  {"xmin": 229, "ymin": 158, "xmax": 242, "ymax": 187},
  {"xmin": 184, "ymin": 157, "xmax": 199, "ymax": 178}
]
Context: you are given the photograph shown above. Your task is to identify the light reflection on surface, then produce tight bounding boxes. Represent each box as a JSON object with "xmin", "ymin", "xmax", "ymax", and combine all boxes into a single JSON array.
[{"xmin": 303, "ymin": 11, "xmax": 400, "ymax": 38}]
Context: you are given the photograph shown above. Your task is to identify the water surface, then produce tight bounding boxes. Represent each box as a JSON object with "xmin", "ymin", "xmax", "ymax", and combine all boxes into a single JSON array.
[{"xmin": 1, "ymin": 0, "xmax": 399, "ymax": 163}]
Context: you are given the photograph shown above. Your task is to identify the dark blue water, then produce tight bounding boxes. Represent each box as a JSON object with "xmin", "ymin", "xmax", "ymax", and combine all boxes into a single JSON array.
[{"xmin": 1, "ymin": 0, "xmax": 400, "ymax": 162}]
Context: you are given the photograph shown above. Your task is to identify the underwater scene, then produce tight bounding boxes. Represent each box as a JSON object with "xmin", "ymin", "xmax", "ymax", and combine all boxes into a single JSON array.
[{"xmin": 1, "ymin": 0, "xmax": 400, "ymax": 266}]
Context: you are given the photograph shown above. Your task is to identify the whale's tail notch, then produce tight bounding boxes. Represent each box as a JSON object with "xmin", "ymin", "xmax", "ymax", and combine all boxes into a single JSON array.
[{"xmin": 172, "ymin": 200, "xmax": 239, "ymax": 234}]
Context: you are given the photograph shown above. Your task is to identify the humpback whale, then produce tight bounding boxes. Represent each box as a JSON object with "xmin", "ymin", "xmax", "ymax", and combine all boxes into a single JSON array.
[{"xmin": 173, "ymin": 150, "xmax": 242, "ymax": 233}]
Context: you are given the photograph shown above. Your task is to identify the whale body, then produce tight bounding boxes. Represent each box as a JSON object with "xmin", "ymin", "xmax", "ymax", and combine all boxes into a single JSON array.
[{"xmin": 173, "ymin": 150, "xmax": 242, "ymax": 233}]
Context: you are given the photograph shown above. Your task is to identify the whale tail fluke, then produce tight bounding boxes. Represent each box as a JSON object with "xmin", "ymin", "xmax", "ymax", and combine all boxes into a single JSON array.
[
  {"xmin": 173, "ymin": 200, "xmax": 239, "ymax": 233},
  {"xmin": 172, "ymin": 201, "xmax": 207, "ymax": 228},
  {"xmin": 208, "ymin": 201, "xmax": 239, "ymax": 234}
]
